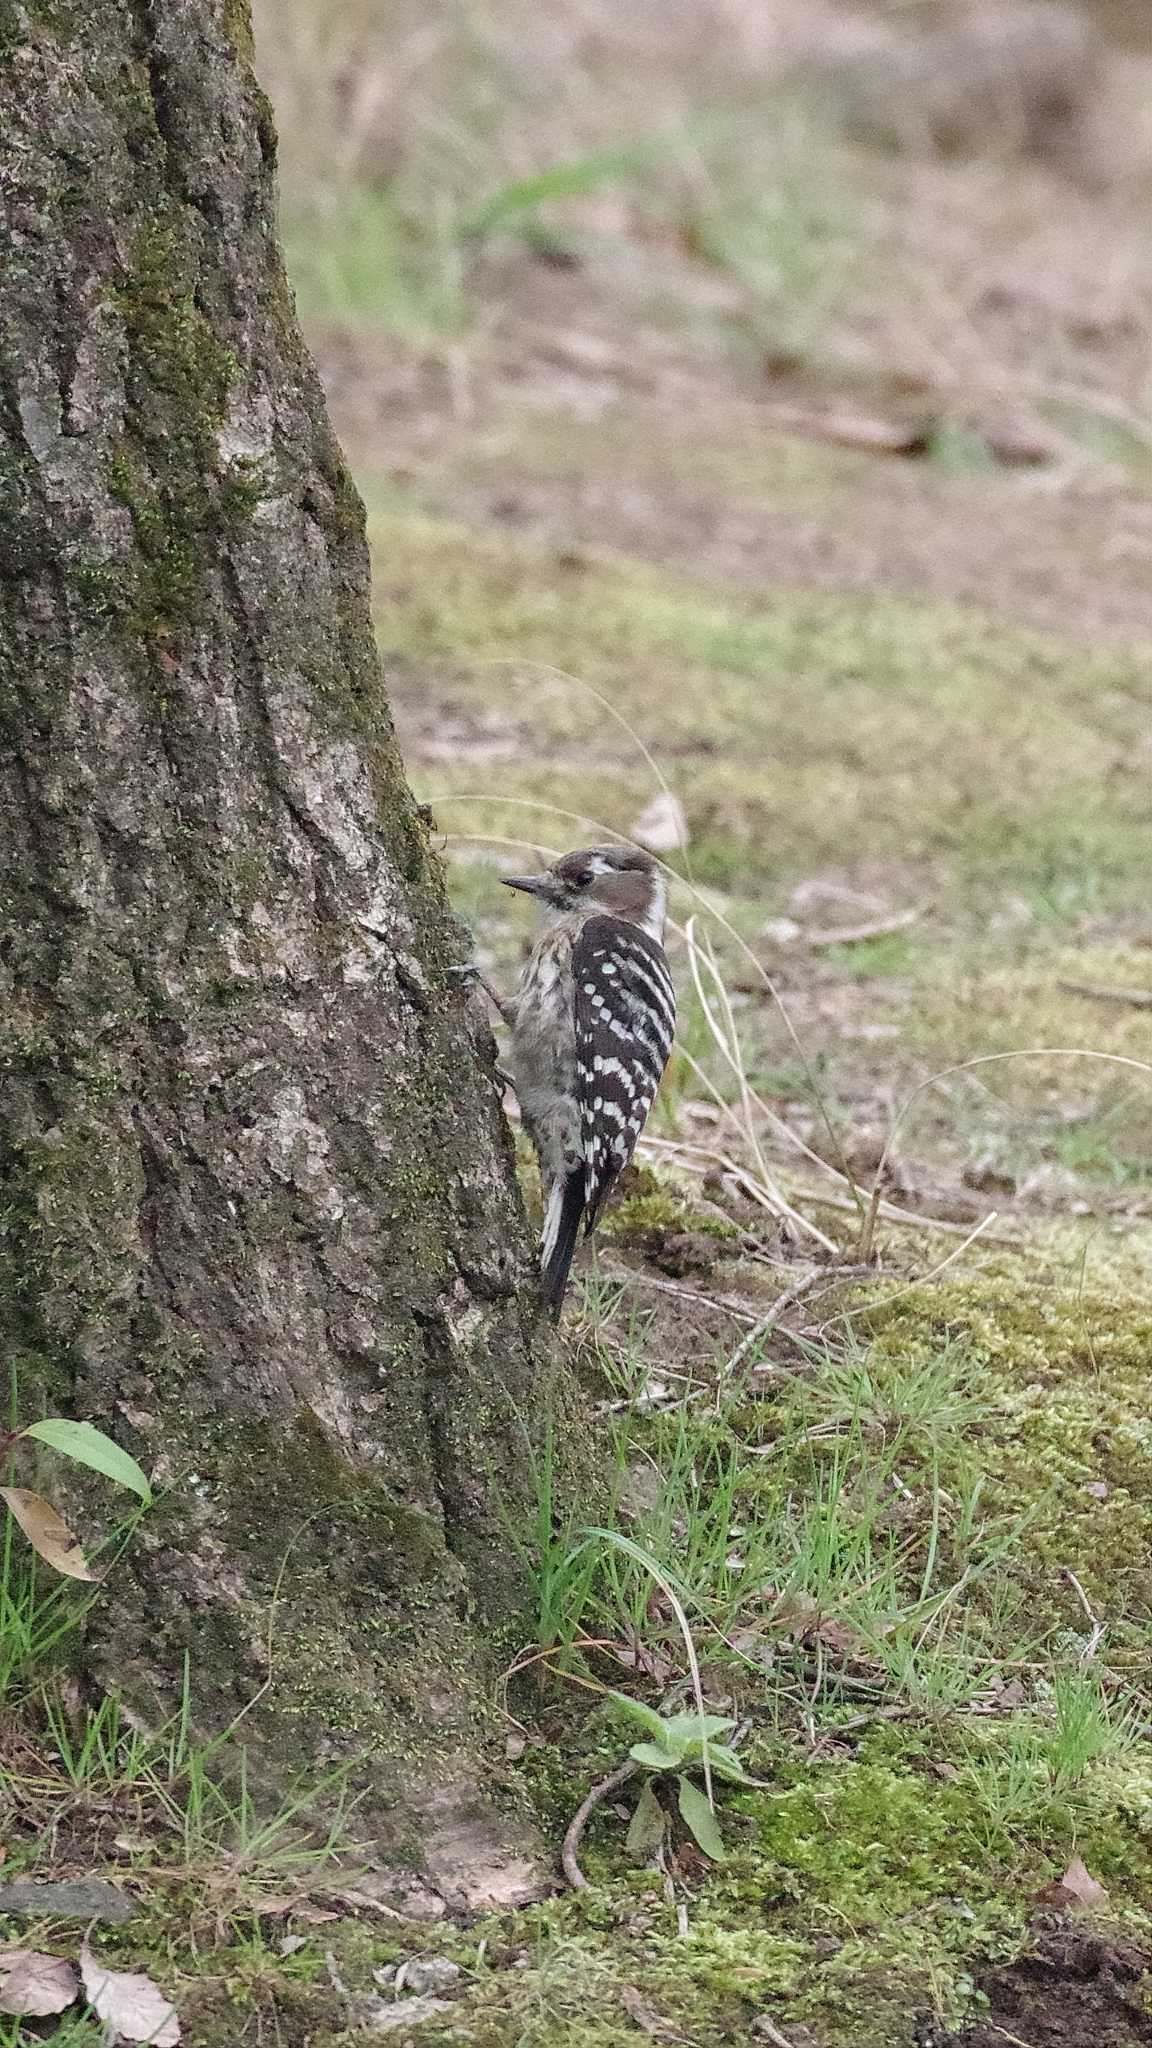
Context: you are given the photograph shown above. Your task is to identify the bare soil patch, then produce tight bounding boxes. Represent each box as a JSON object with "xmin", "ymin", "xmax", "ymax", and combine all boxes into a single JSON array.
[
  {"xmin": 951, "ymin": 1924, "xmax": 1152, "ymax": 2048},
  {"xmin": 317, "ymin": 247, "xmax": 1152, "ymax": 646}
]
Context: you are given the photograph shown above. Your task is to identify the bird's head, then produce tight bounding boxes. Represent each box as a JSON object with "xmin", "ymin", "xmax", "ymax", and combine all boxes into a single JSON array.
[{"xmin": 502, "ymin": 845, "xmax": 667, "ymax": 939}]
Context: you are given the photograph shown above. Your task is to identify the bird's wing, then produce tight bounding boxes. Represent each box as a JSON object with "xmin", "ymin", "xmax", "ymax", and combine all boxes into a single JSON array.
[{"xmin": 573, "ymin": 914, "xmax": 676, "ymax": 1233}]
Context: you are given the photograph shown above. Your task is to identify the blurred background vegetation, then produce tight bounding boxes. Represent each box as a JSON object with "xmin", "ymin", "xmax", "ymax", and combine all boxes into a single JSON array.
[
  {"xmin": 248, "ymin": 0, "xmax": 1152, "ymax": 1204},
  {"xmin": 253, "ymin": 0, "xmax": 1152, "ymax": 445}
]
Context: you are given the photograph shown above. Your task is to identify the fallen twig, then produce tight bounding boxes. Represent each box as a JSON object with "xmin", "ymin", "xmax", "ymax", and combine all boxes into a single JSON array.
[
  {"xmin": 1063, "ymin": 1567, "xmax": 1106, "ymax": 1660},
  {"xmin": 986, "ymin": 2023, "xmax": 1041, "ymax": 2048},
  {"xmin": 601, "ymin": 1268, "xmax": 761, "ymax": 1324},
  {"xmin": 724, "ymin": 1270, "xmax": 827, "ymax": 1377},
  {"xmin": 760, "ymin": 399, "xmax": 936, "ymax": 457},
  {"xmin": 804, "ymin": 906, "xmax": 925, "ymax": 949},
  {"xmin": 562, "ymin": 1760, "xmax": 639, "ymax": 1891},
  {"xmin": 751, "ymin": 2020, "xmax": 796, "ymax": 2048},
  {"xmin": 1058, "ymin": 979, "xmax": 1152, "ymax": 1010},
  {"xmin": 640, "ymin": 1134, "xmax": 1023, "ymax": 1244},
  {"xmin": 798, "ymin": 1184, "xmax": 1020, "ymax": 1247}
]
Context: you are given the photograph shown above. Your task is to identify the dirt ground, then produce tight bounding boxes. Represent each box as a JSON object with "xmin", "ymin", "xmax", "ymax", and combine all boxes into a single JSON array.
[
  {"xmin": 952, "ymin": 1925, "xmax": 1152, "ymax": 2046},
  {"xmin": 320, "ymin": 244, "xmax": 1152, "ymax": 648}
]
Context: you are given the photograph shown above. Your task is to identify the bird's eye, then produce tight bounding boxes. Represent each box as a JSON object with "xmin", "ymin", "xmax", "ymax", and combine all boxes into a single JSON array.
[{"xmin": 574, "ymin": 869, "xmax": 594, "ymax": 888}]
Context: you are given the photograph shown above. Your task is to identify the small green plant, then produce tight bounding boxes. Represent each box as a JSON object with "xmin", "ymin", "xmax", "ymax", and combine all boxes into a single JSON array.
[
  {"xmin": 609, "ymin": 1692, "xmax": 747, "ymax": 1862},
  {"xmin": 1046, "ymin": 1669, "xmax": 1143, "ymax": 1789},
  {"xmin": 1, "ymin": 1413, "xmax": 151, "ymax": 1579},
  {"xmin": 0, "ymin": 1401, "xmax": 153, "ymax": 1702}
]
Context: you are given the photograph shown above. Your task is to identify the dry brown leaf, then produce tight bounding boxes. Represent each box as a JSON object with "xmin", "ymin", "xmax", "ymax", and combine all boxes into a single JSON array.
[
  {"xmin": 80, "ymin": 1948, "xmax": 180, "ymax": 2045},
  {"xmin": 813, "ymin": 1616, "xmax": 865, "ymax": 1656},
  {"xmin": 0, "ymin": 1490, "xmax": 100, "ymax": 1580},
  {"xmin": 0, "ymin": 1950, "xmax": 79, "ymax": 2017},
  {"xmin": 614, "ymin": 1635, "xmax": 676, "ymax": 1687},
  {"xmin": 1034, "ymin": 1855, "xmax": 1109, "ymax": 1911},
  {"xmin": 668, "ymin": 1840, "xmax": 709, "ymax": 1881}
]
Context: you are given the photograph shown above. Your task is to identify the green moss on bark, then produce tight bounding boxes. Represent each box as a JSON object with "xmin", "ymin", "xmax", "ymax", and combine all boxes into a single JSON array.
[{"xmin": 0, "ymin": 0, "xmax": 554, "ymax": 1873}]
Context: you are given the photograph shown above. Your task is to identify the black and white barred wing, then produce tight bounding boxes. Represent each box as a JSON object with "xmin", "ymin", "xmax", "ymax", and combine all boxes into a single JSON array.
[{"xmin": 573, "ymin": 914, "xmax": 676, "ymax": 1232}]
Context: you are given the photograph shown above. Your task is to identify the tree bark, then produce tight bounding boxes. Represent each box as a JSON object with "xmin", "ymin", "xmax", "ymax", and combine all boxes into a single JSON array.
[{"xmin": 0, "ymin": 0, "xmax": 558, "ymax": 1903}]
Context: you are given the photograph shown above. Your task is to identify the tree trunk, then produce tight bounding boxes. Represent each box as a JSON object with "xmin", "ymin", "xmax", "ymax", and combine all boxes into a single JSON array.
[{"xmin": 0, "ymin": 0, "xmax": 558, "ymax": 1904}]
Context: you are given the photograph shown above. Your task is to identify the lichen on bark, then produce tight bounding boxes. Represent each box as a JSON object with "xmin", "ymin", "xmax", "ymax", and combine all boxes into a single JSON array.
[{"xmin": 0, "ymin": 0, "xmax": 562, "ymax": 1888}]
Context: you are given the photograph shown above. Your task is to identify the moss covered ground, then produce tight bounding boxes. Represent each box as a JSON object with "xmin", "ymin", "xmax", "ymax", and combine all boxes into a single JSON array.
[{"xmin": 9, "ymin": 1236, "xmax": 1152, "ymax": 2045}]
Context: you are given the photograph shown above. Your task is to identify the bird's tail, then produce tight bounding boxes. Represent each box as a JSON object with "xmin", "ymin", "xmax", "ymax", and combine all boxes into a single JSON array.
[{"xmin": 540, "ymin": 1170, "xmax": 586, "ymax": 1316}]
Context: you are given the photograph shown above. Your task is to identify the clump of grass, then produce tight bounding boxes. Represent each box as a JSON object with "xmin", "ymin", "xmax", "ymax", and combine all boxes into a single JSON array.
[
  {"xmin": 519, "ymin": 1304, "xmax": 1037, "ymax": 1723},
  {"xmin": 500, "ymin": 1261, "xmax": 1152, "ymax": 2040},
  {"xmin": 3, "ymin": 1662, "xmax": 359, "ymax": 1925}
]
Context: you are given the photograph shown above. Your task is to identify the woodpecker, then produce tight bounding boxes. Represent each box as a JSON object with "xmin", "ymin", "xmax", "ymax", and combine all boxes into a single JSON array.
[{"xmin": 465, "ymin": 846, "xmax": 676, "ymax": 1313}]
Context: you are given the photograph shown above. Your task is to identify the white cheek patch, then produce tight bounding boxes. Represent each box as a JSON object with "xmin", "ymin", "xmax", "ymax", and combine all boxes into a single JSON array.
[{"xmin": 643, "ymin": 870, "xmax": 667, "ymax": 940}]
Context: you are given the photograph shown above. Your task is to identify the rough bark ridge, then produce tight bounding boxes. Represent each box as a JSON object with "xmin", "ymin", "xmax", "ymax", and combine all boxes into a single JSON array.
[{"xmin": 0, "ymin": 0, "xmax": 551, "ymax": 1887}]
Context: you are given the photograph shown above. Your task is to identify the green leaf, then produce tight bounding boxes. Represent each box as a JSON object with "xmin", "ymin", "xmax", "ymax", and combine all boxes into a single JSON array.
[
  {"xmin": 662, "ymin": 1712, "xmax": 736, "ymax": 1745},
  {"xmin": 704, "ymin": 1744, "xmax": 747, "ymax": 1782},
  {"xmin": 629, "ymin": 1739, "xmax": 684, "ymax": 1772},
  {"xmin": 606, "ymin": 1690, "xmax": 675, "ymax": 1742},
  {"xmin": 677, "ymin": 1775, "xmax": 726, "ymax": 1862},
  {"xmin": 21, "ymin": 1421, "xmax": 152, "ymax": 1504},
  {"xmin": 625, "ymin": 1780, "xmax": 667, "ymax": 1857}
]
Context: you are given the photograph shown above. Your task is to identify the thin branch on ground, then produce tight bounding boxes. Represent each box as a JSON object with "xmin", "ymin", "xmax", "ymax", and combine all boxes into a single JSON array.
[
  {"xmin": 1058, "ymin": 979, "xmax": 1152, "ymax": 1011},
  {"xmin": 1063, "ymin": 1568, "xmax": 1106, "ymax": 1660},
  {"xmin": 601, "ymin": 1267, "xmax": 761, "ymax": 1323},
  {"xmin": 805, "ymin": 906, "xmax": 926, "ymax": 948},
  {"xmin": 561, "ymin": 1759, "xmax": 639, "ymax": 1891},
  {"xmin": 752, "ymin": 2021, "xmax": 796, "ymax": 2048},
  {"xmin": 641, "ymin": 1134, "xmax": 1020, "ymax": 1244},
  {"xmin": 801, "ymin": 1181, "xmax": 1020, "ymax": 1247},
  {"xmin": 724, "ymin": 1270, "xmax": 827, "ymax": 1377}
]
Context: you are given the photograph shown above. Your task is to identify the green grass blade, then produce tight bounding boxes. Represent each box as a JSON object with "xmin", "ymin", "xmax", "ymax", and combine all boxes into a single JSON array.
[{"xmin": 459, "ymin": 142, "xmax": 668, "ymax": 241}]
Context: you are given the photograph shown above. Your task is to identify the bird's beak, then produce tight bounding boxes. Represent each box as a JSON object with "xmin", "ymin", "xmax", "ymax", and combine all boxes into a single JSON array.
[{"xmin": 501, "ymin": 873, "xmax": 552, "ymax": 897}]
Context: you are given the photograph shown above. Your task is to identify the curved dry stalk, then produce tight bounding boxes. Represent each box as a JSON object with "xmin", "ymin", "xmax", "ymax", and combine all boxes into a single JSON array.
[
  {"xmin": 1063, "ymin": 1568, "xmax": 1106, "ymax": 1662},
  {"xmin": 639, "ymin": 1131, "xmax": 1016, "ymax": 1245},
  {"xmin": 827, "ymin": 1210, "xmax": 1001, "ymax": 1327},
  {"xmin": 561, "ymin": 1759, "xmax": 639, "ymax": 1890},
  {"xmin": 861, "ymin": 1047, "xmax": 1152, "ymax": 1259},
  {"xmin": 684, "ymin": 917, "xmax": 836, "ymax": 1246},
  {"xmin": 673, "ymin": 1042, "xmax": 840, "ymax": 1254},
  {"xmin": 683, "ymin": 916, "xmax": 866, "ymax": 1220}
]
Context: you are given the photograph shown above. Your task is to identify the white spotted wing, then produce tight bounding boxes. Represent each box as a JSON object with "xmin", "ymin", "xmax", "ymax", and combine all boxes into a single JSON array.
[{"xmin": 573, "ymin": 914, "xmax": 676, "ymax": 1231}]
